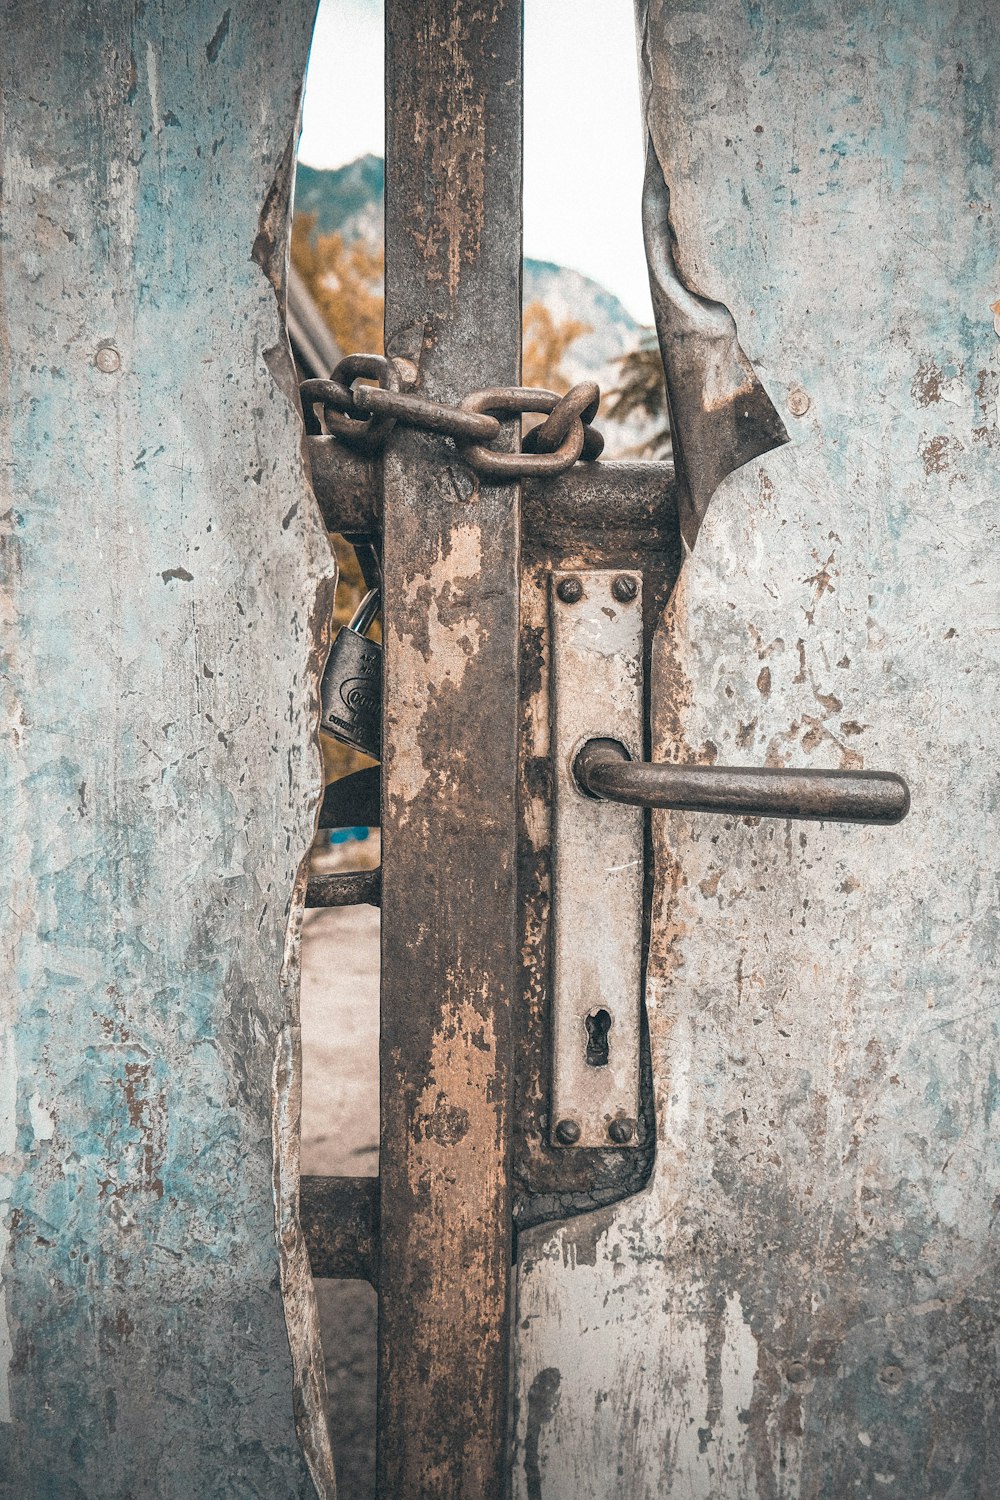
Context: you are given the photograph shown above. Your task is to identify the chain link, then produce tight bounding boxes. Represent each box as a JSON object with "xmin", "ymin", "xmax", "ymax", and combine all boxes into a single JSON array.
[{"xmin": 301, "ymin": 354, "xmax": 603, "ymax": 479}]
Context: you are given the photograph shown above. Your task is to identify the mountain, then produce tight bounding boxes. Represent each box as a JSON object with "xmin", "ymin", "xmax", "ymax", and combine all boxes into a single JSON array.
[
  {"xmin": 293, "ymin": 155, "xmax": 655, "ymax": 455},
  {"xmin": 295, "ymin": 157, "xmax": 386, "ymax": 243}
]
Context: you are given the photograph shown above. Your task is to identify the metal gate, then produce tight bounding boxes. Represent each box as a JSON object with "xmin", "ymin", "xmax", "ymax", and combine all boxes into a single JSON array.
[{"xmin": 2, "ymin": 1, "xmax": 998, "ymax": 1497}]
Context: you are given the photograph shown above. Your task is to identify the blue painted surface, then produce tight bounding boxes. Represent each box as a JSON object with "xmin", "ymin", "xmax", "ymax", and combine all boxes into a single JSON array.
[{"xmin": 0, "ymin": 4, "xmax": 334, "ymax": 1495}]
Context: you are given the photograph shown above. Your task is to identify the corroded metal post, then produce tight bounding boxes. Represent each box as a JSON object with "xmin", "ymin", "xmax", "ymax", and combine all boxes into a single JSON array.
[{"xmin": 379, "ymin": 1, "xmax": 521, "ymax": 1494}]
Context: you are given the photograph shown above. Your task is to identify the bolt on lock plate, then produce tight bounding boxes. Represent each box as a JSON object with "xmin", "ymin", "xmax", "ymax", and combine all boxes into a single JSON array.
[{"xmin": 549, "ymin": 569, "xmax": 643, "ymax": 1148}]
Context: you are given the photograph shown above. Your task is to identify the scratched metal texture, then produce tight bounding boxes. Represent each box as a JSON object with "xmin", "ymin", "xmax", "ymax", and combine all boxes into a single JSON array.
[
  {"xmin": 378, "ymin": 2, "xmax": 522, "ymax": 1495},
  {"xmin": 513, "ymin": 3, "xmax": 1000, "ymax": 1496},
  {"xmin": 0, "ymin": 4, "xmax": 337, "ymax": 1496}
]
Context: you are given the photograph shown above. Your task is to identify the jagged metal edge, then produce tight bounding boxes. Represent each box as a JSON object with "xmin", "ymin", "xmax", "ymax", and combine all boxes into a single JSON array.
[{"xmin": 635, "ymin": 0, "xmax": 790, "ymax": 551}]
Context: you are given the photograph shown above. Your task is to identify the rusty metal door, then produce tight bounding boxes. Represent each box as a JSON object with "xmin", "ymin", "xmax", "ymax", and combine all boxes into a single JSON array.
[
  {"xmin": 4, "ymin": 0, "xmax": 998, "ymax": 1495},
  {"xmin": 308, "ymin": 2, "xmax": 998, "ymax": 1495},
  {"xmin": 510, "ymin": 3, "xmax": 1000, "ymax": 1496}
]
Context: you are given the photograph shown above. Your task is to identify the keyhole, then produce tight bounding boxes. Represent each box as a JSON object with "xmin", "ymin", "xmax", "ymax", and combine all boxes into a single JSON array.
[{"xmin": 585, "ymin": 1008, "xmax": 612, "ymax": 1068}]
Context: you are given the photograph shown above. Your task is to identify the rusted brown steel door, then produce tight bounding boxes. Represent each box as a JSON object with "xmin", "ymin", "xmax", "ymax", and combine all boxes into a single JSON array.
[{"xmin": 306, "ymin": 1, "xmax": 1000, "ymax": 1497}]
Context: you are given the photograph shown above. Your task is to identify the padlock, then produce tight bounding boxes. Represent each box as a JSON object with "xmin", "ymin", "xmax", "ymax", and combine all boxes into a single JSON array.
[{"xmin": 319, "ymin": 587, "xmax": 381, "ymax": 759}]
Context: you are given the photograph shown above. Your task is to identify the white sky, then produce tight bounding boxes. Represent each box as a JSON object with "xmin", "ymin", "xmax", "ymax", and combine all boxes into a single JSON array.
[{"xmin": 298, "ymin": 0, "xmax": 653, "ymax": 324}]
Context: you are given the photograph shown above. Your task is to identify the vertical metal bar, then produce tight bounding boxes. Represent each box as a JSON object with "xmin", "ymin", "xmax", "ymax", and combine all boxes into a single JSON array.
[{"xmin": 379, "ymin": 3, "xmax": 521, "ymax": 1496}]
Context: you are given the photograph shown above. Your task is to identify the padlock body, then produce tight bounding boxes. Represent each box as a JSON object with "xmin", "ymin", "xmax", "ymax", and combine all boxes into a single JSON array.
[{"xmin": 320, "ymin": 626, "xmax": 382, "ymax": 758}]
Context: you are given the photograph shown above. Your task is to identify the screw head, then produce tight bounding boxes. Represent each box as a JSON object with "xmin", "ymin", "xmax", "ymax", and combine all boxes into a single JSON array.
[
  {"xmin": 556, "ymin": 576, "xmax": 583, "ymax": 605},
  {"xmin": 607, "ymin": 1116, "xmax": 635, "ymax": 1144},
  {"xmin": 554, "ymin": 1117, "xmax": 581, "ymax": 1145},
  {"xmin": 95, "ymin": 346, "xmax": 121, "ymax": 374},
  {"xmin": 787, "ymin": 387, "xmax": 810, "ymax": 417},
  {"xmin": 611, "ymin": 574, "xmax": 638, "ymax": 604},
  {"xmin": 786, "ymin": 1361, "xmax": 808, "ymax": 1384}
]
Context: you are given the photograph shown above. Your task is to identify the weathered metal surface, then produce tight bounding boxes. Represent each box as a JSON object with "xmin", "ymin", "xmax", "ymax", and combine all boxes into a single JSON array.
[
  {"xmin": 307, "ymin": 441, "xmax": 676, "ymax": 548},
  {"xmin": 513, "ymin": 468, "xmax": 680, "ymax": 1231},
  {"xmin": 378, "ymin": 2, "xmax": 522, "ymax": 1495},
  {"xmin": 550, "ymin": 572, "xmax": 644, "ymax": 1150},
  {"xmin": 301, "ymin": 1176, "xmax": 378, "ymax": 1284},
  {"xmin": 514, "ymin": 2, "xmax": 1000, "ymax": 1495},
  {"xmin": 576, "ymin": 745, "xmax": 910, "ymax": 825},
  {"xmin": 0, "ymin": 4, "xmax": 337, "ymax": 1495},
  {"xmin": 639, "ymin": 140, "xmax": 790, "ymax": 551}
]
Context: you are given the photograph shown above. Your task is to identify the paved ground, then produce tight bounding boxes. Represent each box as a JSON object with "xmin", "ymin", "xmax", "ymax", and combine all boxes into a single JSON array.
[{"xmin": 301, "ymin": 832, "xmax": 380, "ymax": 1499}]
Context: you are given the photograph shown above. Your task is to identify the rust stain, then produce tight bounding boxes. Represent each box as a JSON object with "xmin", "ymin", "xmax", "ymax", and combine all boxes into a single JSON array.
[
  {"xmin": 401, "ymin": 988, "xmax": 504, "ymax": 1489},
  {"xmin": 523, "ymin": 1366, "xmax": 562, "ymax": 1500},
  {"xmin": 802, "ymin": 550, "xmax": 838, "ymax": 623},
  {"xmin": 972, "ymin": 369, "xmax": 999, "ymax": 448},
  {"xmin": 410, "ymin": 10, "xmax": 489, "ymax": 293},
  {"xmin": 119, "ymin": 1061, "xmax": 165, "ymax": 1200},
  {"xmin": 762, "ymin": 714, "xmax": 863, "ymax": 771},
  {"xmin": 747, "ymin": 624, "xmax": 785, "ymax": 660},
  {"xmin": 912, "ymin": 358, "xmax": 946, "ymax": 406},
  {"xmin": 388, "ymin": 521, "xmax": 484, "ymax": 812},
  {"xmin": 919, "ymin": 433, "xmax": 964, "ymax": 475},
  {"xmin": 647, "ymin": 572, "xmax": 695, "ymax": 983}
]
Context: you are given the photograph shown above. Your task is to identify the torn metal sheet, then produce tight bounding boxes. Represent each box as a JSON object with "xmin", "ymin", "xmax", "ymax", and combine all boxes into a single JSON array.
[
  {"xmin": 636, "ymin": 3, "xmax": 789, "ymax": 550},
  {"xmin": 0, "ymin": 4, "xmax": 335, "ymax": 1494},
  {"xmin": 515, "ymin": 1, "xmax": 1000, "ymax": 1494}
]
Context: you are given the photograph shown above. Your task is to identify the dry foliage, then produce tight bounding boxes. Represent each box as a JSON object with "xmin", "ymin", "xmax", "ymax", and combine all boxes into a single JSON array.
[
  {"xmin": 291, "ymin": 212, "xmax": 384, "ymax": 355},
  {"xmin": 605, "ymin": 331, "xmax": 671, "ymax": 458},
  {"xmin": 521, "ymin": 300, "xmax": 589, "ymax": 392}
]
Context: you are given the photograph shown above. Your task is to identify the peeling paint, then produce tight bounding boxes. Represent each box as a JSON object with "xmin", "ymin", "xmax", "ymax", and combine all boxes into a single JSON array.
[
  {"xmin": 386, "ymin": 521, "xmax": 485, "ymax": 813},
  {"xmin": 0, "ymin": 2, "xmax": 335, "ymax": 1490}
]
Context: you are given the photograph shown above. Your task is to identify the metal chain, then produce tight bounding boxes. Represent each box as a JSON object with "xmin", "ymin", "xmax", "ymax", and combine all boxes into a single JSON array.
[{"xmin": 301, "ymin": 354, "xmax": 604, "ymax": 478}]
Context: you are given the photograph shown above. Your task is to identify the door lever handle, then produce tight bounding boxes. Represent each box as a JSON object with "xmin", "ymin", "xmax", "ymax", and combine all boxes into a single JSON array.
[
  {"xmin": 548, "ymin": 568, "xmax": 911, "ymax": 1152},
  {"xmin": 574, "ymin": 738, "xmax": 910, "ymax": 826}
]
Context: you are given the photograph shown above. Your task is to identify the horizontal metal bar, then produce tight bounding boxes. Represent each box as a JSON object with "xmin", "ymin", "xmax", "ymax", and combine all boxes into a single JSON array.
[
  {"xmin": 574, "ymin": 740, "xmax": 910, "ymax": 825},
  {"xmin": 522, "ymin": 458, "xmax": 676, "ymax": 547},
  {"xmin": 300, "ymin": 1175, "xmax": 379, "ymax": 1284},
  {"xmin": 306, "ymin": 436, "xmax": 677, "ymax": 544},
  {"xmin": 305, "ymin": 867, "xmax": 381, "ymax": 908}
]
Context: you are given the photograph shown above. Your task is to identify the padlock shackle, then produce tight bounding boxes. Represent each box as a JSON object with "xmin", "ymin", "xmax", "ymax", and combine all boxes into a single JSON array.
[{"xmin": 348, "ymin": 587, "xmax": 381, "ymax": 637}]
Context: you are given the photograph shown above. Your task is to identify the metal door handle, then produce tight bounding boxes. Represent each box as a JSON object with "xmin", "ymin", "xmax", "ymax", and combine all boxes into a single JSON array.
[
  {"xmin": 548, "ymin": 568, "xmax": 912, "ymax": 1153},
  {"xmin": 574, "ymin": 737, "xmax": 910, "ymax": 826}
]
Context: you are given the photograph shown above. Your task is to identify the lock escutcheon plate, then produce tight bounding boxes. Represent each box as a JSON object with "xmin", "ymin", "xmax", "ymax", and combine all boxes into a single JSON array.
[{"xmin": 550, "ymin": 569, "xmax": 643, "ymax": 1148}]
